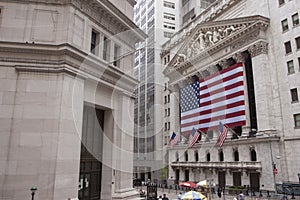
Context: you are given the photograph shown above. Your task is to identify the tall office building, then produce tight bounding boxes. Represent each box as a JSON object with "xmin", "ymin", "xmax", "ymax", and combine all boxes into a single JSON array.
[
  {"xmin": 133, "ymin": 0, "xmax": 179, "ymax": 183},
  {"xmin": 0, "ymin": 0, "xmax": 145, "ymax": 199},
  {"xmin": 162, "ymin": 0, "xmax": 300, "ymax": 192}
]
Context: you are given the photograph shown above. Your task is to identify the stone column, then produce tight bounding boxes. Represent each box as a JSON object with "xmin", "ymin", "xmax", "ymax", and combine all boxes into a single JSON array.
[
  {"xmin": 169, "ymin": 83, "xmax": 181, "ymax": 140},
  {"xmin": 112, "ymin": 92, "xmax": 139, "ymax": 199},
  {"xmin": 248, "ymin": 41, "xmax": 272, "ymax": 131},
  {"xmin": 233, "ymin": 52, "xmax": 251, "ymax": 136}
]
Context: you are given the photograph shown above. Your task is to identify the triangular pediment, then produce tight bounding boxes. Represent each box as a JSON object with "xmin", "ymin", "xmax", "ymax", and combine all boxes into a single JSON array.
[{"xmin": 165, "ymin": 15, "xmax": 269, "ymax": 74}]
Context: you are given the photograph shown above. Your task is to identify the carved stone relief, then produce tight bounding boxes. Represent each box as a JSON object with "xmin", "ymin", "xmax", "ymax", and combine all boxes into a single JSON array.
[{"xmin": 248, "ymin": 41, "xmax": 269, "ymax": 58}]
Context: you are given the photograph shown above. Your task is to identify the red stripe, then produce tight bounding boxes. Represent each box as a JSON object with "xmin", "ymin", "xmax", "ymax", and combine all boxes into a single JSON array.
[
  {"xmin": 181, "ymin": 101, "xmax": 244, "ymax": 120},
  {"xmin": 181, "ymin": 110, "xmax": 246, "ymax": 128},
  {"xmin": 198, "ymin": 110, "xmax": 245, "ymax": 125},
  {"xmin": 199, "ymin": 101, "xmax": 245, "ymax": 115},
  {"xmin": 199, "ymin": 72, "xmax": 243, "ymax": 91},
  {"xmin": 199, "ymin": 91, "xmax": 244, "ymax": 107},
  {"xmin": 199, "ymin": 63, "xmax": 243, "ymax": 83},
  {"xmin": 200, "ymin": 81, "xmax": 243, "ymax": 98}
]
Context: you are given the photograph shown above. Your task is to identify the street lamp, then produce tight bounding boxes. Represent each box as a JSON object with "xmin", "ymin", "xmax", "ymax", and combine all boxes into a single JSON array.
[{"xmin": 30, "ymin": 186, "xmax": 37, "ymax": 200}]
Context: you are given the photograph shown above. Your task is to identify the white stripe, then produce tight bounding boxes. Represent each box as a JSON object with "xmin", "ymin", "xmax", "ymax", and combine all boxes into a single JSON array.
[
  {"xmin": 200, "ymin": 86, "xmax": 244, "ymax": 103},
  {"xmin": 181, "ymin": 116, "xmax": 246, "ymax": 132},
  {"xmin": 181, "ymin": 96, "xmax": 244, "ymax": 117},
  {"xmin": 200, "ymin": 77, "xmax": 243, "ymax": 95},
  {"xmin": 200, "ymin": 66, "xmax": 243, "ymax": 86},
  {"xmin": 181, "ymin": 105, "xmax": 245, "ymax": 124}
]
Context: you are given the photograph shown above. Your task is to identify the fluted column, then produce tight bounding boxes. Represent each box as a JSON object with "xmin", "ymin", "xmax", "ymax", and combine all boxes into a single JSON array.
[{"xmin": 247, "ymin": 41, "xmax": 272, "ymax": 132}]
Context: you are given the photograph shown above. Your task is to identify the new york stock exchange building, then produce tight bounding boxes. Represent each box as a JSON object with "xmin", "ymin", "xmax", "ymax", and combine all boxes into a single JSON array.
[{"xmin": 162, "ymin": 0, "xmax": 300, "ymax": 193}]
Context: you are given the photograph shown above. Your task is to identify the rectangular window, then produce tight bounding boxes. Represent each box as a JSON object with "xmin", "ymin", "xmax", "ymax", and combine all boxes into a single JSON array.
[
  {"xmin": 295, "ymin": 37, "xmax": 300, "ymax": 49},
  {"xmin": 292, "ymin": 13, "xmax": 299, "ymax": 26},
  {"xmin": 103, "ymin": 36, "xmax": 111, "ymax": 61},
  {"xmin": 164, "ymin": 31, "xmax": 173, "ymax": 38},
  {"xmin": 294, "ymin": 114, "xmax": 300, "ymax": 127},
  {"xmin": 168, "ymin": 108, "xmax": 170, "ymax": 116},
  {"xmin": 163, "ymin": 1, "xmax": 175, "ymax": 9},
  {"xmin": 298, "ymin": 57, "xmax": 300, "ymax": 70},
  {"xmin": 165, "ymin": 122, "xmax": 168, "ymax": 131},
  {"xmin": 168, "ymin": 94, "xmax": 170, "ymax": 103},
  {"xmin": 90, "ymin": 30, "xmax": 99, "ymax": 55},
  {"xmin": 163, "ymin": 12, "xmax": 175, "ymax": 20},
  {"xmin": 287, "ymin": 60, "xmax": 295, "ymax": 74},
  {"xmin": 113, "ymin": 44, "xmax": 120, "ymax": 67},
  {"xmin": 291, "ymin": 88, "xmax": 298, "ymax": 102},
  {"xmin": 278, "ymin": 0, "xmax": 285, "ymax": 6},
  {"xmin": 165, "ymin": 109, "xmax": 167, "ymax": 117},
  {"xmin": 284, "ymin": 41, "xmax": 292, "ymax": 54},
  {"xmin": 281, "ymin": 19, "xmax": 289, "ymax": 32},
  {"xmin": 168, "ymin": 122, "xmax": 170, "ymax": 130},
  {"xmin": 163, "ymin": 22, "xmax": 175, "ymax": 30}
]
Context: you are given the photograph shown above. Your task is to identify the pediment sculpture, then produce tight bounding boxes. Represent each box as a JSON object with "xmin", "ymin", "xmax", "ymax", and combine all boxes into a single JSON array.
[{"xmin": 184, "ymin": 24, "xmax": 245, "ymax": 59}]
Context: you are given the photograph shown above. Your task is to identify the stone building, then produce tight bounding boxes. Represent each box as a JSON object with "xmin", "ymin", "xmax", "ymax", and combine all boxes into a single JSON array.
[
  {"xmin": 0, "ymin": 0, "xmax": 146, "ymax": 199},
  {"xmin": 162, "ymin": 0, "xmax": 300, "ymax": 192}
]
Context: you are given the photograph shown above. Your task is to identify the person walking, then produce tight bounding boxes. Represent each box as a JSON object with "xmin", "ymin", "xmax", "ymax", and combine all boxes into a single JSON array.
[{"xmin": 162, "ymin": 193, "xmax": 169, "ymax": 200}]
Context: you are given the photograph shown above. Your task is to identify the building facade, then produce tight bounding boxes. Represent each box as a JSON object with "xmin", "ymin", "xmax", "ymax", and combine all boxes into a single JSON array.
[
  {"xmin": 0, "ymin": 0, "xmax": 146, "ymax": 199},
  {"xmin": 162, "ymin": 0, "xmax": 300, "ymax": 192},
  {"xmin": 132, "ymin": 0, "xmax": 180, "ymax": 184}
]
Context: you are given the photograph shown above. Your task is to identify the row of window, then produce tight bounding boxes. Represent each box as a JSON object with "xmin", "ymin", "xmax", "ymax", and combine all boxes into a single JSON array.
[
  {"xmin": 163, "ymin": 12, "xmax": 175, "ymax": 20},
  {"xmin": 90, "ymin": 30, "xmax": 121, "ymax": 67},
  {"xmin": 163, "ymin": 22, "xmax": 176, "ymax": 30},
  {"xmin": 164, "ymin": 31, "xmax": 173, "ymax": 38},
  {"xmin": 284, "ymin": 36, "xmax": 300, "ymax": 54},
  {"xmin": 164, "ymin": 94, "xmax": 170, "ymax": 104},
  {"xmin": 165, "ymin": 108, "xmax": 170, "ymax": 117},
  {"xmin": 163, "ymin": 1, "xmax": 175, "ymax": 9},
  {"xmin": 175, "ymin": 148, "xmax": 257, "ymax": 162},
  {"xmin": 164, "ymin": 121, "xmax": 171, "ymax": 131},
  {"xmin": 281, "ymin": 13, "xmax": 299, "ymax": 32}
]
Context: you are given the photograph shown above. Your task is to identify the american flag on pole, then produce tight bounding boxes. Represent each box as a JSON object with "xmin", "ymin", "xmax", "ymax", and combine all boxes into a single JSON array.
[
  {"xmin": 217, "ymin": 122, "xmax": 229, "ymax": 147},
  {"xmin": 168, "ymin": 132, "xmax": 179, "ymax": 147},
  {"xmin": 189, "ymin": 128, "xmax": 201, "ymax": 148},
  {"xmin": 180, "ymin": 63, "xmax": 246, "ymax": 135}
]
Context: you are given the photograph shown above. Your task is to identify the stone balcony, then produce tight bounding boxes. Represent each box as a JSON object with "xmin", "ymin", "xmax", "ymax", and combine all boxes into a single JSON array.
[{"xmin": 171, "ymin": 161, "xmax": 262, "ymax": 172}]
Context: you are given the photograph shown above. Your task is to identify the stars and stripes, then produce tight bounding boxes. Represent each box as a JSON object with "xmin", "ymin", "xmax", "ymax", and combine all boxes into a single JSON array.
[
  {"xmin": 188, "ymin": 128, "xmax": 201, "ymax": 148},
  {"xmin": 168, "ymin": 132, "xmax": 179, "ymax": 147},
  {"xmin": 180, "ymin": 63, "xmax": 246, "ymax": 135},
  {"xmin": 217, "ymin": 122, "xmax": 229, "ymax": 147}
]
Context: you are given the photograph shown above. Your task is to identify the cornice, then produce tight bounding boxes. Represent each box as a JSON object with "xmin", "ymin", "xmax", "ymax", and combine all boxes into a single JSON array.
[{"xmin": 0, "ymin": 42, "xmax": 138, "ymax": 93}]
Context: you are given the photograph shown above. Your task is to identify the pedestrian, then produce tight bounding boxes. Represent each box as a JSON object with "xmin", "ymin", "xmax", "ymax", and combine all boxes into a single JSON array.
[
  {"xmin": 158, "ymin": 195, "xmax": 162, "ymax": 200},
  {"xmin": 162, "ymin": 193, "xmax": 169, "ymax": 200},
  {"xmin": 178, "ymin": 192, "xmax": 182, "ymax": 200},
  {"xmin": 239, "ymin": 191, "xmax": 245, "ymax": 200}
]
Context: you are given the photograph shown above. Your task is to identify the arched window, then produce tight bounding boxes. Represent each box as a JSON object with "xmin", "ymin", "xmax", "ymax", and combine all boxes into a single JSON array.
[
  {"xmin": 194, "ymin": 150, "xmax": 199, "ymax": 162},
  {"xmin": 219, "ymin": 150, "xmax": 224, "ymax": 162},
  {"xmin": 184, "ymin": 151, "xmax": 188, "ymax": 162},
  {"xmin": 175, "ymin": 152, "xmax": 179, "ymax": 162},
  {"xmin": 206, "ymin": 152, "xmax": 211, "ymax": 162},
  {"xmin": 234, "ymin": 150, "xmax": 239, "ymax": 161},
  {"xmin": 251, "ymin": 149, "xmax": 257, "ymax": 161}
]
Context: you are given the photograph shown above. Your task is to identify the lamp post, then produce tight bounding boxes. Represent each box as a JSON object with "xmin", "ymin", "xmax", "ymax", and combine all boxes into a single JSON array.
[
  {"xmin": 30, "ymin": 186, "xmax": 37, "ymax": 200},
  {"xmin": 268, "ymin": 137, "xmax": 277, "ymax": 194}
]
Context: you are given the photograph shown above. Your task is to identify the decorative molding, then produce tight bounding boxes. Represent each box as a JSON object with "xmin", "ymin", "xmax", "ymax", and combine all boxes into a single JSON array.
[
  {"xmin": 163, "ymin": 15, "xmax": 270, "ymax": 79},
  {"xmin": 248, "ymin": 41, "xmax": 269, "ymax": 58}
]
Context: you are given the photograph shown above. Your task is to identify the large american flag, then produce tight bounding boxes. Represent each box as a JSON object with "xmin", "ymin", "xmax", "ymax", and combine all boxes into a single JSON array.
[{"xmin": 180, "ymin": 63, "xmax": 246, "ymax": 136}]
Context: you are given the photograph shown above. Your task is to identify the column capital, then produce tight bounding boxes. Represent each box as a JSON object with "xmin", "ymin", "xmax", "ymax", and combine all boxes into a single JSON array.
[{"xmin": 248, "ymin": 41, "xmax": 268, "ymax": 58}]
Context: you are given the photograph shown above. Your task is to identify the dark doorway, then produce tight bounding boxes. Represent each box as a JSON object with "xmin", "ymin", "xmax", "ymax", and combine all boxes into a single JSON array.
[
  {"xmin": 218, "ymin": 171, "xmax": 226, "ymax": 188},
  {"xmin": 175, "ymin": 169, "xmax": 180, "ymax": 184},
  {"xmin": 250, "ymin": 172, "xmax": 260, "ymax": 192},
  {"xmin": 233, "ymin": 172, "xmax": 241, "ymax": 186},
  {"xmin": 78, "ymin": 105, "xmax": 104, "ymax": 200},
  {"xmin": 184, "ymin": 170, "xmax": 189, "ymax": 181}
]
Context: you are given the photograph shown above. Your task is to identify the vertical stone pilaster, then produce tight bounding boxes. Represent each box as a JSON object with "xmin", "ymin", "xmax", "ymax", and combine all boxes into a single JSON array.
[{"xmin": 112, "ymin": 92, "xmax": 139, "ymax": 199}]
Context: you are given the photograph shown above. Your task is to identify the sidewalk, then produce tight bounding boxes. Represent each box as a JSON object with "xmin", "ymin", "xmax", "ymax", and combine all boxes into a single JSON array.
[{"xmin": 134, "ymin": 186, "xmax": 300, "ymax": 200}]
